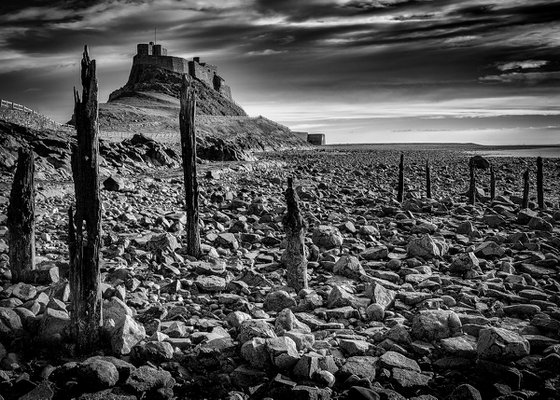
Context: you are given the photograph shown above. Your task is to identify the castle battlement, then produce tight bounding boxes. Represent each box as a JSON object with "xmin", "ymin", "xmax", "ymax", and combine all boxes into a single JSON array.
[{"xmin": 133, "ymin": 43, "xmax": 232, "ymax": 100}]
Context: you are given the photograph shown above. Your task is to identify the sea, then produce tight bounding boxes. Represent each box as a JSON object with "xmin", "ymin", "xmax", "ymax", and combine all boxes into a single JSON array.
[{"xmin": 468, "ymin": 147, "xmax": 560, "ymax": 159}]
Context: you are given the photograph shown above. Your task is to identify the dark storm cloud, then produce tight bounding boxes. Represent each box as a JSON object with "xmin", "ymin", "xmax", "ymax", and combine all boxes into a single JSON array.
[{"xmin": 1, "ymin": 0, "xmax": 559, "ymax": 143}]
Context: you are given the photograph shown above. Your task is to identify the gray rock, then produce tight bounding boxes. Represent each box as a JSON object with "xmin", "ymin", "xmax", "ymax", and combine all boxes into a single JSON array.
[
  {"xmin": 79, "ymin": 357, "xmax": 119, "ymax": 390},
  {"xmin": 407, "ymin": 234, "xmax": 447, "ymax": 259},
  {"xmin": 361, "ymin": 245, "xmax": 388, "ymax": 260},
  {"xmin": 125, "ymin": 365, "xmax": 175, "ymax": 395},
  {"xmin": 411, "ymin": 309, "xmax": 462, "ymax": 341},
  {"xmin": 0, "ymin": 307, "xmax": 23, "ymax": 339},
  {"xmin": 379, "ymin": 350, "xmax": 420, "ymax": 371},
  {"xmin": 340, "ymin": 356, "xmax": 377, "ymax": 380},
  {"xmin": 449, "ymin": 384, "xmax": 482, "ymax": 400},
  {"xmin": 110, "ymin": 315, "xmax": 146, "ymax": 355},
  {"xmin": 264, "ymin": 290, "xmax": 297, "ymax": 312},
  {"xmin": 312, "ymin": 225, "xmax": 343, "ymax": 249},
  {"xmin": 333, "ymin": 255, "xmax": 365, "ymax": 279},
  {"xmin": 103, "ymin": 175, "xmax": 124, "ymax": 191},
  {"xmin": 195, "ymin": 275, "xmax": 227, "ymax": 292},
  {"xmin": 241, "ymin": 337, "xmax": 271, "ymax": 369},
  {"xmin": 238, "ymin": 319, "xmax": 277, "ymax": 343},
  {"xmin": 450, "ymin": 252, "xmax": 480, "ymax": 273},
  {"xmin": 266, "ymin": 336, "xmax": 300, "ymax": 369},
  {"xmin": 477, "ymin": 327, "xmax": 530, "ymax": 361}
]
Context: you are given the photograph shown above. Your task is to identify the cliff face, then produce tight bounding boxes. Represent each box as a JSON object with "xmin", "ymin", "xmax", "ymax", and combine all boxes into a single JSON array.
[{"xmin": 100, "ymin": 63, "xmax": 309, "ymax": 160}]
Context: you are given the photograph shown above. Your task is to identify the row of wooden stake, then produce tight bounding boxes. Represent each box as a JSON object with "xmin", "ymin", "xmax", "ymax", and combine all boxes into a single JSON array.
[{"xmin": 397, "ymin": 153, "xmax": 547, "ymax": 208}]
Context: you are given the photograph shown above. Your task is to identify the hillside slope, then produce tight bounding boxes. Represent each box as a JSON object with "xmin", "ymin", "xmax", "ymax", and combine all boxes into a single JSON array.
[{"xmin": 101, "ymin": 64, "xmax": 309, "ymax": 160}]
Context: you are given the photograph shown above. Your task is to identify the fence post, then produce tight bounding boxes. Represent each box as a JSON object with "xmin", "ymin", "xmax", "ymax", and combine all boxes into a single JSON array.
[
  {"xmin": 69, "ymin": 46, "xmax": 102, "ymax": 353},
  {"xmin": 537, "ymin": 157, "xmax": 544, "ymax": 209},
  {"xmin": 522, "ymin": 168, "xmax": 530, "ymax": 209},
  {"xmin": 397, "ymin": 153, "xmax": 404, "ymax": 203},
  {"xmin": 179, "ymin": 75, "xmax": 201, "ymax": 258}
]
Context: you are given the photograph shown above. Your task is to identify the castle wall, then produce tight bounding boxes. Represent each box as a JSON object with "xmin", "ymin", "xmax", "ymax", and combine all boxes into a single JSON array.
[
  {"xmin": 133, "ymin": 55, "xmax": 188, "ymax": 74},
  {"xmin": 188, "ymin": 61, "xmax": 217, "ymax": 87},
  {"xmin": 219, "ymin": 85, "xmax": 232, "ymax": 100}
]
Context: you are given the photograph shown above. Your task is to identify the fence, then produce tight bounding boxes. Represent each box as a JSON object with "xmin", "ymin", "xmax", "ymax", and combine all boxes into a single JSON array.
[{"xmin": 0, "ymin": 99, "xmax": 75, "ymax": 131}]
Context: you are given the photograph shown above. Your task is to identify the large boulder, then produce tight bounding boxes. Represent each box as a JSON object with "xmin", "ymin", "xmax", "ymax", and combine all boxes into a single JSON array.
[
  {"xmin": 312, "ymin": 225, "xmax": 343, "ymax": 249},
  {"xmin": 411, "ymin": 309, "xmax": 462, "ymax": 341},
  {"xmin": 110, "ymin": 315, "xmax": 146, "ymax": 355},
  {"xmin": 407, "ymin": 234, "xmax": 447, "ymax": 259},
  {"xmin": 333, "ymin": 255, "xmax": 365, "ymax": 279},
  {"xmin": 477, "ymin": 327, "xmax": 530, "ymax": 361}
]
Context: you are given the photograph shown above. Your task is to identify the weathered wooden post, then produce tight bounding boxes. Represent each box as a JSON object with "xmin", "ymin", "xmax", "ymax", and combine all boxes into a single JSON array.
[
  {"xmin": 179, "ymin": 75, "xmax": 201, "ymax": 258},
  {"xmin": 468, "ymin": 159, "xmax": 476, "ymax": 205},
  {"xmin": 522, "ymin": 168, "xmax": 530, "ymax": 209},
  {"xmin": 7, "ymin": 148, "xmax": 35, "ymax": 282},
  {"xmin": 281, "ymin": 177, "xmax": 308, "ymax": 292},
  {"xmin": 490, "ymin": 165, "xmax": 496, "ymax": 201},
  {"xmin": 425, "ymin": 159, "xmax": 432, "ymax": 199},
  {"xmin": 397, "ymin": 153, "xmax": 404, "ymax": 202},
  {"xmin": 537, "ymin": 157, "xmax": 544, "ymax": 209},
  {"xmin": 69, "ymin": 46, "xmax": 102, "ymax": 353}
]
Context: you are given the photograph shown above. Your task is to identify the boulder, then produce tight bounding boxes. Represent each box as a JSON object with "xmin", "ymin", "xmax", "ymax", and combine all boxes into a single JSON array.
[
  {"xmin": 407, "ymin": 234, "xmax": 447, "ymax": 259},
  {"xmin": 411, "ymin": 309, "xmax": 462, "ymax": 341},
  {"xmin": 264, "ymin": 290, "xmax": 297, "ymax": 312},
  {"xmin": 477, "ymin": 327, "xmax": 530, "ymax": 361},
  {"xmin": 333, "ymin": 255, "xmax": 365, "ymax": 279},
  {"xmin": 312, "ymin": 225, "xmax": 343, "ymax": 249},
  {"xmin": 110, "ymin": 315, "xmax": 146, "ymax": 355}
]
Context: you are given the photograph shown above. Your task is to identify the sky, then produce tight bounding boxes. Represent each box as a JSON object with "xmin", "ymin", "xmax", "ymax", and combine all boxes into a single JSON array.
[{"xmin": 1, "ymin": 0, "xmax": 560, "ymax": 144}]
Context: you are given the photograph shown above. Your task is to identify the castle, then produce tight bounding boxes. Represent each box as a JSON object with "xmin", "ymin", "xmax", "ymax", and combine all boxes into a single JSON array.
[{"xmin": 133, "ymin": 42, "xmax": 232, "ymax": 100}]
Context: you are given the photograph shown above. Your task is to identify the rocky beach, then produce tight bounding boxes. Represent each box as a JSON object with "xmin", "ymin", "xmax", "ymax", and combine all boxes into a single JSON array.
[{"xmin": 0, "ymin": 139, "xmax": 559, "ymax": 400}]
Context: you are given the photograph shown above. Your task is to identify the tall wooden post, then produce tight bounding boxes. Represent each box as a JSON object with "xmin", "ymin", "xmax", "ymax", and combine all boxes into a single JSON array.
[
  {"xmin": 425, "ymin": 159, "xmax": 432, "ymax": 199},
  {"xmin": 537, "ymin": 157, "xmax": 544, "ymax": 209},
  {"xmin": 522, "ymin": 168, "xmax": 530, "ymax": 209},
  {"xmin": 179, "ymin": 76, "xmax": 201, "ymax": 258},
  {"xmin": 490, "ymin": 165, "xmax": 496, "ymax": 201},
  {"xmin": 7, "ymin": 149, "xmax": 35, "ymax": 282},
  {"xmin": 281, "ymin": 177, "xmax": 308, "ymax": 292},
  {"xmin": 397, "ymin": 153, "xmax": 404, "ymax": 203},
  {"xmin": 468, "ymin": 160, "xmax": 476, "ymax": 205},
  {"xmin": 69, "ymin": 46, "xmax": 102, "ymax": 353}
]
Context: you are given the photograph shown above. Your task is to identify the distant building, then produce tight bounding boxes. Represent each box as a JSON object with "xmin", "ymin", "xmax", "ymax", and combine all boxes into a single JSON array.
[
  {"xmin": 133, "ymin": 42, "xmax": 232, "ymax": 99},
  {"xmin": 293, "ymin": 131, "xmax": 309, "ymax": 141},
  {"xmin": 307, "ymin": 133, "xmax": 326, "ymax": 146}
]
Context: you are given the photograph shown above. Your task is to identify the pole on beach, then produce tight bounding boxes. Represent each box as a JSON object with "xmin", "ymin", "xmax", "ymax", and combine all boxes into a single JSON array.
[
  {"xmin": 490, "ymin": 165, "xmax": 496, "ymax": 201},
  {"xmin": 397, "ymin": 153, "xmax": 404, "ymax": 203},
  {"xmin": 468, "ymin": 160, "xmax": 476, "ymax": 205},
  {"xmin": 7, "ymin": 148, "xmax": 36, "ymax": 282},
  {"xmin": 522, "ymin": 168, "xmax": 530, "ymax": 209},
  {"xmin": 281, "ymin": 177, "xmax": 308, "ymax": 292},
  {"xmin": 179, "ymin": 75, "xmax": 201, "ymax": 258},
  {"xmin": 69, "ymin": 45, "xmax": 102, "ymax": 353},
  {"xmin": 425, "ymin": 159, "xmax": 432, "ymax": 199},
  {"xmin": 537, "ymin": 157, "xmax": 544, "ymax": 209}
]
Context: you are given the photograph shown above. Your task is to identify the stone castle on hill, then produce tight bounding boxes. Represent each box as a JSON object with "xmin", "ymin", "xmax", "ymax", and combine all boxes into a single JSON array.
[{"xmin": 134, "ymin": 42, "xmax": 232, "ymax": 100}]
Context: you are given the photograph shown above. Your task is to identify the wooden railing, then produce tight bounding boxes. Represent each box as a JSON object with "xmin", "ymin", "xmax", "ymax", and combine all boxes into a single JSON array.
[{"xmin": 0, "ymin": 99, "xmax": 75, "ymax": 130}]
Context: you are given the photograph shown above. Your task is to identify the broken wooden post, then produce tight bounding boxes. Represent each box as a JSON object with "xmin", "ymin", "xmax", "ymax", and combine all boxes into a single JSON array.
[
  {"xmin": 397, "ymin": 153, "xmax": 404, "ymax": 202},
  {"xmin": 179, "ymin": 75, "xmax": 201, "ymax": 258},
  {"xmin": 522, "ymin": 168, "xmax": 530, "ymax": 209},
  {"xmin": 490, "ymin": 165, "xmax": 496, "ymax": 201},
  {"xmin": 425, "ymin": 159, "xmax": 432, "ymax": 199},
  {"xmin": 537, "ymin": 157, "xmax": 544, "ymax": 209},
  {"xmin": 468, "ymin": 159, "xmax": 476, "ymax": 205},
  {"xmin": 69, "ymin": 46, "xmax": 102, "ymax": 353},
  {"xmin": 7, "ymin": 148, "xmax": 35, "ymax": 282},
  {"xmin": 281, "ymin": 177, "xmax": 308, "ymax": 292}
]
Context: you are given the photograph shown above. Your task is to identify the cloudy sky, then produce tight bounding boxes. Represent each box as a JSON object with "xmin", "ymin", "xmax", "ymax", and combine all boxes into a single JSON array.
[{"xmin": 1, "ymin": 0, "xmax": 560, "ymax": 144}]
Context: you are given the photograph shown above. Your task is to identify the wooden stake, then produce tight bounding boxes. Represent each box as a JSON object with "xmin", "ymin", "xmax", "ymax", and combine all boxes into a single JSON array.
[
  {"xmin": 7, "ymin": 148, "xmax": 35, "ymax": 282},
  {"xmin": 522, "ymin": 168, "xmax": 530, "ymax": 209},
  {"xmin": 69, "ymin": 46, "xmax": 102, "ymax": 353},
  {"xmin": 537, "ymin": 157, "xmax": 544, "ymax": 209},
  {"xmin": 179, "ymin": 75, "xmax": 201, "ymax": 258},
  {"xmin": 425, "ymin": 159, "xmax": 432, "ymax": 199},
  {"xmin": 281, "ymin": 177, "xmax": 308, "ymax": 292},
  {"xmin": 490, "ymin": 165, "xmax": 496, "ymax": 201},
  {"xmin": 397, "ymin": 153, "xmax": 404, "ymax": 203},
  {"xmin": 468, "ymin": 159, "xmax": 476, "ymax": 205}
]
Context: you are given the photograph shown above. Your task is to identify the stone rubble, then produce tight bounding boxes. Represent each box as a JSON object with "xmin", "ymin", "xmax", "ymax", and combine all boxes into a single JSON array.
[{"xmin": 0, "ymin": 146, "xmax": 559, "ymax": 399}]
